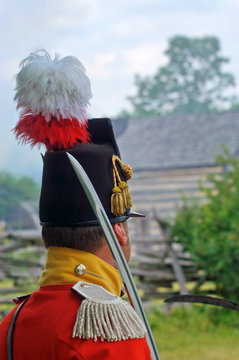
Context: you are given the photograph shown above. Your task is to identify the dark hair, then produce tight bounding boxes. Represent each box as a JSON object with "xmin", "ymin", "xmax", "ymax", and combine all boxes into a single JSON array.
[{"xmin": 42, "ymin": 226, "xmax": 104, "ymax": 252}]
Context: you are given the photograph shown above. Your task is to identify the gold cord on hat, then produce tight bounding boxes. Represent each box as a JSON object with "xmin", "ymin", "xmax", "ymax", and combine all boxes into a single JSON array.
[{"xmin": 111, "ymin": 155, "xmax": 133, "ymax": 216}]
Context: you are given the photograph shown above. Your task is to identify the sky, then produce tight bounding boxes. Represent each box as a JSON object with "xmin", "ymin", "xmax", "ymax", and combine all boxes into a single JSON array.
[{"xmin": 0, "ymin": 0, "xmax": 238, "ymax": 181}]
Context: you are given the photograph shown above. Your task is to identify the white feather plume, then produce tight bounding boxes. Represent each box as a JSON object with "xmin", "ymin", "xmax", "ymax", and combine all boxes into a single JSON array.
[{"xmin": 14, "ymin": 50, "xmax": 92, "ymax": 122}]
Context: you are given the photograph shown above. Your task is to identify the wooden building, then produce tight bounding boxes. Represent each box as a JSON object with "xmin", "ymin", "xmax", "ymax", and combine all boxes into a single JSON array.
[{"xmin": 113, "ymin": 110, "xmax": 239, "ymax": 235}]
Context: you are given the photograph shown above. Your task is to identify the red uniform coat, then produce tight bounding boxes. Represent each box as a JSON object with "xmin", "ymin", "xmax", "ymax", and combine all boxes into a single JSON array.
[
  {"xmin": 0, "ymin": 285, "xmax": 151, "ymax": 359},
  {"xmin": 0, "ymin": 247, "xmax": 152, "ymax": 359}
]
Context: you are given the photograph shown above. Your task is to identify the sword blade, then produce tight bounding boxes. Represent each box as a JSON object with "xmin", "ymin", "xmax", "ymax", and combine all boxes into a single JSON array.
[
  {"xmin": 67, "ymin": 152, "xmax": 160, "ymax": 360},
  {"xmin": 165, "ymin": 294, "xmax": 239, "ymax": 312}
]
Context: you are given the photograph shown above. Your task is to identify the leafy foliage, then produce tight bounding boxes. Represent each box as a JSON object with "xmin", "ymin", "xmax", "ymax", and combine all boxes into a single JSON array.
[
  {"xmin": 0, "ymin": 172, "xmax": 40, "ymax": 220},
  {"xmin": 171, "ymin": 149, "xmax": 239, "ymax": 299},
  {"xmin": 127, "ymin": 36, "xmax": 238, "ymax": 117}
]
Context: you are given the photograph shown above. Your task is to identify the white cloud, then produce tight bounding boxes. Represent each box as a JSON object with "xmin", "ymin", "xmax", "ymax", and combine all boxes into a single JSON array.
[
  {"xmin": 226, "ymin": 0, "xmax": 239, "ymax": 8},
  {"xmin": 122, "ymin": 43, "xmax": 167, "ymax": 76},
  {"xmin": 112, "ymin": 17, "xmax": 156, "ymax": 37},
  {"xmin": 46, "ymin": 0, "xmax": 102, "ymax": 28},
  {"xmin": 0, "ymin": 59, "xmax": 19, "ymax": 82},
  {"xmin": 83, "ymin": 43, "xmax": 168, "ymax": 116},
  {"xmin": 87, "ymin": 53, "xmax": 118, "ymax": 80}
]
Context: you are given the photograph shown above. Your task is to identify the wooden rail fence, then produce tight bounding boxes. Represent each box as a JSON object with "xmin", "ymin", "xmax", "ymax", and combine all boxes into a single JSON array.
[
  {"xmin": 0, "ymin": 221, "xmax": 202, "ymax": 315},
  {"xmin": 0, "ymin": 230, "xmax": 44, "ymax": 315},
  {"xmin": 129, "ymin": 216, "xmax": 201, "ymax": 301}
]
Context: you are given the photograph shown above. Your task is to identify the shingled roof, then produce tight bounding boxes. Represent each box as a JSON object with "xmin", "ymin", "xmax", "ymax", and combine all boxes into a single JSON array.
[{"xmin": 113, "ymin": 111, "xmax": 239, "ymax": 171}]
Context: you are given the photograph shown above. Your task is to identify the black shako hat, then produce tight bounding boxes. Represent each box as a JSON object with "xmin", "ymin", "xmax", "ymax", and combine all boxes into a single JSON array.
[
  {"xmin": 13, "ymin": 50, "xmax": 143, "ymax": 226},
  {"xmin": 39, "ymin": 118, "xmax": 143, "ymax": 226}
]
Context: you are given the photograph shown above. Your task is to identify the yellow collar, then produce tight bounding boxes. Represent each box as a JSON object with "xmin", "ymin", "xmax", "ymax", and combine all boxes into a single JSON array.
[{"xmin": 39, "ymin": 247, "xmax": 122, "ymax": 296}]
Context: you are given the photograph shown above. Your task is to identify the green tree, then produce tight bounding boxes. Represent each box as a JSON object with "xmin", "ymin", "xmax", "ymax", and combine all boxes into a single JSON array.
[
  {"xmin": 0, "ymin": 172, "xmax": 40, "ymax": 220},
  {"xmin": 127, "ymin": 36, "xmax": 238, "ymax": 117},
  {"xmin": 171, "ymin": 149, "xmax": 239, "ymax": 300}
]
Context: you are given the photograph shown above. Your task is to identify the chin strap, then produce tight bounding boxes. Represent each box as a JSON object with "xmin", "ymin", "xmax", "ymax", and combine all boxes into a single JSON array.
[{"xmin": 7, "ymin": 297, "xmax": 30, "ymax": 360}]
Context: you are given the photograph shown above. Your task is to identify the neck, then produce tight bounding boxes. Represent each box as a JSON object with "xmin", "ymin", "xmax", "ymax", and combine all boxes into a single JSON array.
[{"xmin": 94, "ymin": 242, "xmax": 117, "ymax": 268}]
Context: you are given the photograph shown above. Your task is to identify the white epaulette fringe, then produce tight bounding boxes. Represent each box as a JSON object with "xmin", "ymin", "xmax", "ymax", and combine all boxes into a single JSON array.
[{"xmin": 72, "ymin": 281, "xmax": 146, "ymax": 342}]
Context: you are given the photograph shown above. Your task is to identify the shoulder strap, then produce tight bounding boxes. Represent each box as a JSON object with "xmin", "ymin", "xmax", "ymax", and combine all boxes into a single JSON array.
[{"xmin": 7, "ymin": 297, "xmax": 30, "ymax": 360}]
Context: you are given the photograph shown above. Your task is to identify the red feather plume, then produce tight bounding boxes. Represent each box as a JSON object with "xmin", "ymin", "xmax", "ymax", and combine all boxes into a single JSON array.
[{"xmin": 13, "ymin": 113, "xmax": 91, "ymax": 151}]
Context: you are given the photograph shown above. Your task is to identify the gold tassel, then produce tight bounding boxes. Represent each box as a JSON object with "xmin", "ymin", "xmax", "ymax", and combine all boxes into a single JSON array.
[
  {"xmin": 112, "ymin": 155, "xmax": 133, "ymax": 181},
  {"xmin": 119, "ymin": 181, "xmax": 132, "ymax": 209},
  {"xmin": 111, "ymin": 155, "xmax": 133, "ymax": 216},
  {"xmin": 122, "ymin": 164, "xmax": 133, "ymax": 180},
  {"xmin": 111, "ymin": 186, "xmax": 126, "ymax": 216}
]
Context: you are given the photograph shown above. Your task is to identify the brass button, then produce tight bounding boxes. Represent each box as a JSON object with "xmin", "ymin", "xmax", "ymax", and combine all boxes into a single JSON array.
[{"xmin": 74, "ymin": 264, "xmax": 86, "ymax": 276}]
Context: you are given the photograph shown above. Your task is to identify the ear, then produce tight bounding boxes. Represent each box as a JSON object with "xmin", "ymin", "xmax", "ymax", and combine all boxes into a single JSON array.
[{"xmin": 112, "ymin": 223, "xmax": 127, "ymax": 246}]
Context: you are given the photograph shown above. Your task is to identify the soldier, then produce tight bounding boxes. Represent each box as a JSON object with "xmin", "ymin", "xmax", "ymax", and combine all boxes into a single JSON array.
[{"xmin": 0, "ymin": 51, "xmax": 151, "ymax": 359}]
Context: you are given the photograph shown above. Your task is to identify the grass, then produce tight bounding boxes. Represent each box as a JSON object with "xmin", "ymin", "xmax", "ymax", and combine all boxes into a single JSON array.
[{"xmin": 149, "ymin": 305, "xmax": 239, "ymax": 360}]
